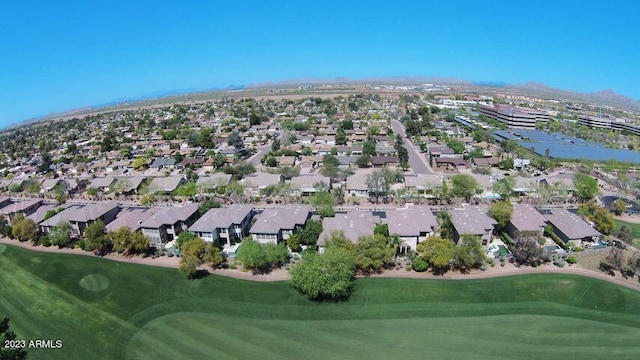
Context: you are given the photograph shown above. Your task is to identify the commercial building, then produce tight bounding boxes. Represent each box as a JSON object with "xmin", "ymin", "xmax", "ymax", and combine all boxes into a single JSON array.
[{"xmin": 480, "ymin": 104, "xmax": 549, "ymax": 129}]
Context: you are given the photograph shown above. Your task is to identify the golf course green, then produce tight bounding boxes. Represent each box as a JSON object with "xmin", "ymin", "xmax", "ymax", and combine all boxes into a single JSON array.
[{"xmin": 1, "ymin": 242, "xmax": 640, "ymax": 359}]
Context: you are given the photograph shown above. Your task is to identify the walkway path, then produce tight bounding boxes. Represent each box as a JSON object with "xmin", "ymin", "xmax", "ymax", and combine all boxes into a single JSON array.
[{"xmin": 1, "ymin": 237, "xmax": 638, "ymax": 291}]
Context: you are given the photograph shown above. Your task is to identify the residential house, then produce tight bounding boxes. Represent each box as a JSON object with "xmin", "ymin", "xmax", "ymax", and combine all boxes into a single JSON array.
[
  {"xmin": 150, "ymin": 158, "xmax": 176, "ymax": 169},
  {"xmin": 346, "ymin": 171, "xmax": 370, "ymax": 197},
  {"xmin": 140, "ymin": 203, "xmax": 200, "ymax": 246},
  {"xmin": 196, "ymin": 173, "xmax": 233, "ymax": 193},
  {"xmin": 370, "ymin": 156, "xmax": 400, "ymax": 168},
  {"xmin": 40, "ymin": 203, "xmax": 119, "ymax": 237},
  {"xmin": 105, "ymin": 207, "xmax": 157, "ymax": 233},
  {"xmin": 317, "ymin": 211, "xmax": 380, "ymax": 252},
  {"xmin": 115, "ymin": 176, "xmax": 146, "ymax": 194},
  {"xmin": 89, "ymin": 176, "xmax": 117, "ymax": 192},
  {"xmin": 26, "ymin": 204, "xmax": 66, "ymax": 225},
  {"xmin": 39, "ymin": 178, "xmax": 61, "ymax": 193},
  {"xmin": 189, "ymin": 204, "xmax": 254, "ymax": 246},
  {"xmin": 149, "ymin": 176, "xmax": 186, "ymax": 193},
  {"xmin": 506, "ymin": 204, "xmax": 547, "ymax": 239},
  {"xmin": 403, "ymin": 174, "xmax": 444, "ymax": 196},
  {"xmin": 544, "ymin": 209, "xmax": 601, "ymax": 247},
  {"xmin": 290, "ymin": 175, "xmax": 332, "ymax": 196},
  {"xmin": 249, "ymin": 205, "xmax": 312, "ymax": 244},
  {"xmin": 241, "ymin": 173, "xmax": 283, "ymax": 195},
  {"xmin": 385, "ymin": 205, "xmax": 438, "ymax": 252},
  {"xmin": 0, "ymin": 199, "xmax": 42, "ymax": 225},
  {"xmin": 448, "ymin": 205, "xmax": 497, "ymax": 245}
]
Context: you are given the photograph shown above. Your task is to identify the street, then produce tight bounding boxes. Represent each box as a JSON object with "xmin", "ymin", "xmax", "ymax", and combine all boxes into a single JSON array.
[{"xmin": 390, "ymin": 119, "xmax": 434, "ymax": 174}]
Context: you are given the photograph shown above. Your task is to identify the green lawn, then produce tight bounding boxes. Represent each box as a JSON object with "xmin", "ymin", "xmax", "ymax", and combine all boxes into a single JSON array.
[
  {"xmin": 2, "ymin": 243, "xmax": 640, "ymax": 359},
  {"xmin": 614, "ymin": 219, "xmax": 640, "ymax": 248}
]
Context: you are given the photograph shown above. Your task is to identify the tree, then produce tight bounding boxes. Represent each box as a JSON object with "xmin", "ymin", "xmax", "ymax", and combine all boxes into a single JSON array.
[
  {"xmin": 573, "ymin": 173, "xmax": 599, "ymax": 201},
  {"xmin": 87, "ymin": 187, "xmax": 99, "ymax": 197},
  {"xmin": 236, "ymin": 239, "xmax": 269, "ymax": 272},
  {"xmin": 492, "ymin": 177, "xmax": 515, "ymax": 200},
  {"xmin": 107, "ymin": 228, "xmax": 149, "ymax": 254},
  {"xmin": 592, "ymin": 208, "xmax": 615, "ymax": 235},
  {"xmin": 179, "ymin": 255, "xmax": 199, "ymax": 279},
  {"xmin": 133, "ymin": 157, "xmax": 147, "ymax": 171},
  {"xmin": 176, "ymin": 232, "xmax": 197, "ymax": 250},
  {"xmin": 606, "ymin": 246, "xmax": 625, "ymax": 271},
  {"xmin": 450, "ymin": 174, "xmax": 480, "ymax": 202},
  {"xmin": 227, "ymin": 131, "xmax": 243, "ymax": 149},
  {"xmin": 203, "ymin": 243, "xmax": 224, "ymax": 268},
  {"xmin": 84, "ymin": 220, "xmax": 108, "ymax": 251},
  {"xmin": 611, "ymin": 199, "xmax": 627, "ymax": 216},
  {"xmin": 446, "ymin": 139, "xmax": 465, "ymax": 154},
  {"xmin": 627, "ymin": 251, "xmax": 640, "ymax": 273},
  {"xmin": 453, "ymin": 236, "xmax": 486, "ymax": 272},
  {"xmin": 11, "ymin": 217, "xmax": 39, "ymax": 243},
  {"xmin": 355, "ymin": 154, "xmax": 371, "ymax": 168},
  {"xmin": 512, "ymin": 238, "xmax": 546, "ymax": 266},
  {"xmin": 311, "ymin": 191, "xmax": 335, "ymax": 217},
  {"xmin": 264, "ymin": 243, "xmax": 289, "ymax": 267},
  {"xmin": 362, "ymin": 141, "xmax": 376, "ymax": 156},
  {"xmin": 417, "ymin": 236, "xmax": 455, "ymax": 275},
  {"xmin": 397, "ymin": 146, "xmax": 409, "ymax": 170},
  {"xmin": 488, "ymin": 201, "xmax": 513, "ymax": 232},
  {"xmin": 287, "ymin": 234, "xmax": 301, "ymax": 252},
  {"xmin": 0, "ymin": 317, "xmax": 28, "ymax": 360},
  {"xmin": 437, "ymin": 212, "xmax": 455, "ymax": 240},
  {"xmin": 352, "ymin": 234, "xmax": 395, "ymax": 274},
  {"xmin": 617, "ymin": 226, "xmax": 633, "ymax": 244},
  {"xmin": 49, "ymin": 222, "xmax": 72, "ymax": 248},
  {"xmin": 498, "ymin": 158, "xmax": 514, "ymax": 170},
  {"xmin": 198, "ymin": 200, "xmax": 221, "ymax": 215},
  {"xmin": 298, "ymin": 219, "xmax": 323, "ymax": 246},
  {"xmin": 366, "ymin": 168, "xmax": 396, "ymax": 203},
  {"xmin": 334, "ymin": 127, "xmax": 347, "ymax": 145},
  {"xmin": 374, "ymin": 223, "xmax": 389, "ymax": 238},
  {"xmin": 181, "ymin": 236, "xmax": 207, "ymax": 259},
  {"xmin": 290, "ymin": 246, "xmax": 355, "ymax": 301}
]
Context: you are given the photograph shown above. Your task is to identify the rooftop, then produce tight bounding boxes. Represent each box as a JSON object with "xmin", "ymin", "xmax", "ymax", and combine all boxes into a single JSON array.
[
  {"xmin": 385, "ymin": 205, "xmax": 438, "ymax": 237},
  {"xmin": 544, "ymin": 209, "xmax": 601, "ymax": 240},
  {"xmin": 449, "ymin": 205, "xmax": 497, "ymax": 235},
  {"xmin": 250, "ymin": 205, "xmax": 312, "ymax": 234},
  {"xmin": 139, "ymin": 203, "xmax": 199, "ymax": 229},
  {"xmin": 189, "ymin": 204, "xmax": 254, "ymax": 232},
  {"xmin": 509, "ymin": 204, "xmax": 547, "ymax": 233},
  {"xmin": 105, "ymin": 207, "xmax": 157, "ymax": 232},
  {"xmin": 318, "ymin": 211, "xmax": 379, "ymax": 246}
]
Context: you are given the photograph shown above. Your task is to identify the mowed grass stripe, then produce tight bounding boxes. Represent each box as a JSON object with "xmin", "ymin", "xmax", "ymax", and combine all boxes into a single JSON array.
[
  {"xmin": 2, "ymin": 244, "xmax": 640, "ymax": 359},
  {"xmin": 0, "ymin": 250, "xmax": 136, "ymax": 359},
  {"xmin": 126, "ymin": 313, "xmax": 640, "ymax": 360}
]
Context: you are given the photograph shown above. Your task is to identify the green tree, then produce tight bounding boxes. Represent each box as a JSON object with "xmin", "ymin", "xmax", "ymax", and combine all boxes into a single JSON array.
[
  {"xmin": 573, "ymin": 173, "xmax": 599, "ymax": 201},
  {"xmin": 264, "ymin": 242, "xmax": 289, "ymax": 267},
  {"xmin": 362, "ymin": 141, "xmax": 376, "ymax": 156},
  {"xmin": 453, "ymin": 236, "xmax": 487, "ymax": 272},
  {"xmin": 417, "ymin": 236, "xmax": 455, "ymax": 275},
  {"xmin": 0, "ymin": 317, "xmax": 28, "ymax": 360},
  {"xmin": 611, "ymin": 199, "xmax": 627, "ymax": 216},
  {"xmin": 498, "ymin": 158, "xmax": 514, "ymax": 170},
  {"xmin": 203, "ymin": 242, "xmax": 224, "ymax": 268},
  {"xmin": 176, "ymin": 232, "xmax": 197, "ymax": 249},
  {"xmin": 450, "ymin": 174, "xmax": 480, "ymax": 202},
  {"xmin": 352, "ymin": 234, "xmax": 395, "ymax": 274},
  {"xmin": 107, "ymin": 228, "xmax": 149, "ymax": 254},
  {"xmin": 133, "ymin": 157, "xmax": 148, "ymax": 170},
  {"xmin": 83, "ymin": 220, "xmax": 108, "ymax": 251},
  {"xmin": 198, "ymin": 200, "xmax": 221, "ymax": 215},
  {"xmin": 49, "ymin": 221, "xmax": 72, "ymax": 248},
  {"xmin": 311, "ymin": 191, "xmax": 335, "ymax": 217},
  {"xmin": 335, "ymin": 127, "xmax": 347, "ymax": 145},
  {"xmin": 11, "ymin": 217, "xmax": 39, "ymax": 243},
  {"xmin": 287, "ymin": 234, "xmax": 301, "ymax": 252},
  {"xmin": 446, "ymin": 139, "xmax": 465, "ymax": 154},
  {"xmin": 355, "ymin": 154, "xmax": 371, "ymax": 168},
  {"xmin": 290, "ymin": 246, "xmax": 355, "ymax": 301},
  {"xmin": 492, "ymin": 177, "xmax": 515, "ymax": 200},
  {"xmin": 592, "ymin": 208, "xmax": 615, "ymax": 235},
  {"xmin": 365, "ymin": 168, "xmax": 396, "ymax": 203},
  {"xmin": 488, "ymin": 201, "xmax": 514, "ymax": 232},
  {"xmin": 298, "ymin": 219, "xmax": 323, "ymax": 246},
  {"xmin": 236, "ymin": 239, "xmax": 269, "ymax": 272},
  {"xmin": 179, "ymin": 255, "xmax": 199, "ymax": 279},
  {"xmin": 86, "ymin": 187, "xmax": 99, "ymax": 197},
  {"xmin": 374, "ymin": 223, "xmax": 389, "ymax": 238},
  {"xmin": 227, "ymin": 131, "xmax": 243, "ymax": 149}
]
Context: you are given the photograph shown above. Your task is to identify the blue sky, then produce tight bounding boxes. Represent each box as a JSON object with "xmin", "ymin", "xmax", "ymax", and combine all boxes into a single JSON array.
[{"xmin": 1, "ymin": 0, "xmax": 638, "ymax": 126}]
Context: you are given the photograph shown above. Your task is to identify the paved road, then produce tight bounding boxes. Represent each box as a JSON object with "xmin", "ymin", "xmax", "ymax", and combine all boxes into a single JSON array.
[
  {"xmin": 391, "ymin": 119, "xmax": 434, "ymax": 174},
  {"xmin": 247, "ymin": 144, "xmax": 271, "ymax": 166}
]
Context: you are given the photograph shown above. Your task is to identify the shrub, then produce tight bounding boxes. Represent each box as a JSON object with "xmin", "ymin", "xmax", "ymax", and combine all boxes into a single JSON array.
[
  {"xmin": 412, "ymin": 258, "xmax": 428, "ymax": 272},
  {"xmin": 572, "ymin": 246, "xmax": 583, "ymax": 252},
  {"xmin": 567, "ymin": 256, "xmax": 577, "ymax": 264}
]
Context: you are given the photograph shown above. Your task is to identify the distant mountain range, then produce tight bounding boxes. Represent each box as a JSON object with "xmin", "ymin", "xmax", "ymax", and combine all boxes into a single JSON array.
[{"xmin": 510, "ymin": 81, "xmax": 640, "ymax": 110}]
